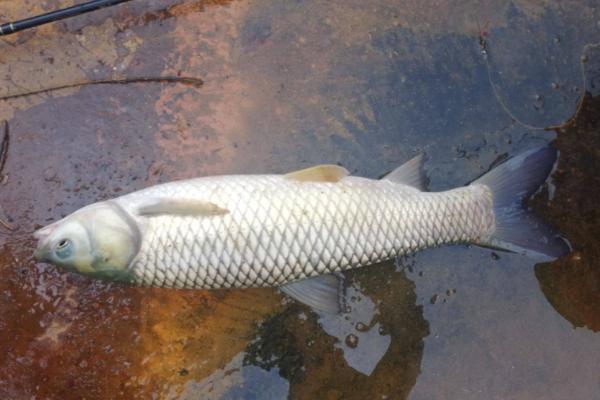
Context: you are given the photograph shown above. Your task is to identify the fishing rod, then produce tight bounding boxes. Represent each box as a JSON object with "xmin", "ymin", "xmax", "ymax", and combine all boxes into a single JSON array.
[{"xmin": 0, "ymin": 0, "xmax": 134, "ymax": 36}]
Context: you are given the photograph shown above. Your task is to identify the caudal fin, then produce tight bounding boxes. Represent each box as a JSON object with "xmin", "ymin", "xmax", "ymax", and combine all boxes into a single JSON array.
[{"xmin": 471, "ymin": 147, "xmax": 570, "ymax": 260}]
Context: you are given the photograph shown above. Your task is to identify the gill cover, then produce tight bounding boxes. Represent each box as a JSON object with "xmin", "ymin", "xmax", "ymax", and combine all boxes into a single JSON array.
[{"xmin": 34, "ymin": 201, "xmax": 140, "ymax": 281}]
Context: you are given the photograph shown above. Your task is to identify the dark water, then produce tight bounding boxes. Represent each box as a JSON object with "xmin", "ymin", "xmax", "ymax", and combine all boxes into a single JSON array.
[{"xmin": 0, "ymin": 1, "xmax": 599, "ymax": 399}]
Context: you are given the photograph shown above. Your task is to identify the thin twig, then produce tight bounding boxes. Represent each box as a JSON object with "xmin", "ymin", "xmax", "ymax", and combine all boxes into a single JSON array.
[
  {"xmin": 0, "ymin": 121, "xmax": 12, "ymax": 231},
  {"xmin": 0, "ymin": 217, "xmax": 13, "ymax": 231},
  {"xmin": 0, "ymin": 121, "xmax": 8, "ymax": 177},
  {"xmin": 0, "ymin": 76, "xmax": 204, "ymax": 101}
]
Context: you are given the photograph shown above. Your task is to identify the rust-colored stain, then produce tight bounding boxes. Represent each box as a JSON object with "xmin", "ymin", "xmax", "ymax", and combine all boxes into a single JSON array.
[
  {"xmin": 1, "ymin": 0, "xmax": 599, "ymax": 399},
  {"xmin": 131, "ymin": 288, "xmax": 282, "ymax": 396},
  {"xmin": 153, "ymin": 0, "xmax": 252, "ymax": 178},
  {"xmin": 0, "ymin": 1, "xmax": 279, "ymax": 398}
]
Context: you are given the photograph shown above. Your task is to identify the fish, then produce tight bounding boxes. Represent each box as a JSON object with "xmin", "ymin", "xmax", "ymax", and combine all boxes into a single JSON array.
[{"xmin": 34, "ymin": 147, "xmax": 570, "ymax": 313}]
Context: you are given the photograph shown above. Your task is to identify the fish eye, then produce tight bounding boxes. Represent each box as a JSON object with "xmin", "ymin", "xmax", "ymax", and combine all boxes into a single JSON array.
[{"xmin": 54, "ymin": 239, "xmax": 73, "ymax": 259}]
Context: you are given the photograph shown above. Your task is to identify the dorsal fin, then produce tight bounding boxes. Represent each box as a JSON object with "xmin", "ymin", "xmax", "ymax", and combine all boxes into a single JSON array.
[
  {"xmin": 382, "ymin": 153, "xmax": 428, "ymax": 190},
  {"xmin": 285, "ymin": 164, "xmax": 349, "ymax": 183},
  {"xmin": 136, "ymin": 198, "xmax": 229, "ymax": 217}
]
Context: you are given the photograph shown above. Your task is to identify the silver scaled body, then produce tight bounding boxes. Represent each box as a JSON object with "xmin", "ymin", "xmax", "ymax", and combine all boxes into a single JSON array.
[{"xmin": 115, "ymin": 175, "xmax": 495, "ymax": 289}]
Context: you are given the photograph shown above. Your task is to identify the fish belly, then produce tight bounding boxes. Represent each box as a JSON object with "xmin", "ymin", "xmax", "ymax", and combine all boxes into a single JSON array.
[{"xmin": 124, "ymin": 175, "xmax": 494, "ymax": 289}]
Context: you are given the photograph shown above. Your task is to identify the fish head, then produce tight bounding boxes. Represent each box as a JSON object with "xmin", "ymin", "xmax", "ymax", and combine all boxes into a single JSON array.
[{"xmin": 34, "ymin": 201, "xmax": 139, "ymax": 282}]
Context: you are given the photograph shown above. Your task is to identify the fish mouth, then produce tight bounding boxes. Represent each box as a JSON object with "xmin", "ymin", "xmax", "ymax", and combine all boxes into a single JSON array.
[
  {"xmin": 33, "ymin": 247, "xmax": 49, "ymax": 262},
  {"xmin": 33, "ymin": 227, "xmax": 53, "ymax": 262},
  {"xmin": 33, "ymin": 240, "xmax": 52, "ymax": 262}
]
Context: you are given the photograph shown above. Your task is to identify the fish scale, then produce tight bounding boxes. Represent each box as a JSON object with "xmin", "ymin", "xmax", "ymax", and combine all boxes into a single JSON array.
[{"xmin": 117, "ymin": 175, "xmax": 495, "ymax": 289}]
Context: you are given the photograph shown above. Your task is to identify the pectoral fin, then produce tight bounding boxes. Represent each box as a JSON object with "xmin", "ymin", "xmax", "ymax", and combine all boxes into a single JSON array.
[
  {"xmin": 136, "ymin": 198, "xmax": 229, "ymax": 217},
  {"xmin": 285, "ymin": 164, "xmax": 349, "ymax": 183},
  {"xmin": 280, "ymin": 273, "xmax": 346, "ymax": 314}
]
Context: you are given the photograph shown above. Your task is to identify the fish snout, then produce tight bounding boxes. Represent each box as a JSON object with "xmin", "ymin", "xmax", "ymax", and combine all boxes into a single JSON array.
[
  {"xmin": 33, "ymin": 243, "xmax": 51, "ymax": 263},
  {"xmin": 33, "ymin": 232, "xmax": 52, "ymax": 262},
  {"xmin": 34, "ymin": 248, "xmax": 46, "ymax": 262}
]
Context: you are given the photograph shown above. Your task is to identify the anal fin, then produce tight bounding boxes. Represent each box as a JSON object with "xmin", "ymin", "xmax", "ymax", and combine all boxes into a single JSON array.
[{"xmin": 280, "ymin": 273, "xmax": 346, "ymax": 314}]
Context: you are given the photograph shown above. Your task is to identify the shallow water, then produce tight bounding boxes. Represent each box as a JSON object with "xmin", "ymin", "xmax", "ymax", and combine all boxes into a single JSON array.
[{"xmin": 0, "ymin": 1, "xmax": 599, "ymax": 399}]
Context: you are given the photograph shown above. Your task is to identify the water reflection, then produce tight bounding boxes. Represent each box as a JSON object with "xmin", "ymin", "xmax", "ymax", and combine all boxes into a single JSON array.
[
  {"xmin": 318, "ymin": 282, "xmax": 391, "ymax": 376},
  {"xmin": 179, "ymin": 353, "xmax": 290, "ymax": 400},
  {"xmin": 246, "ymin": 279, "xmax": 394, "ymax": 378},
  {"xmin": 242, "ymin": 262, "xmax": 428, "ymax": 399}
]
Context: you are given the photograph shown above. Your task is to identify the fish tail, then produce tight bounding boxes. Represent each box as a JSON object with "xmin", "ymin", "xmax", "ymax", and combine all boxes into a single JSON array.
[{"xmin": 471, "ymin": 146, "xmax": 571, "ymax": 260}]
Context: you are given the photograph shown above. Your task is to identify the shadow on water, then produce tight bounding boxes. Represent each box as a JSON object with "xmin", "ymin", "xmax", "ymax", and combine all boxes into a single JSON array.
[{"xmin": 534, "ymin": 92, "xmax": 600, "ymax": 332}]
